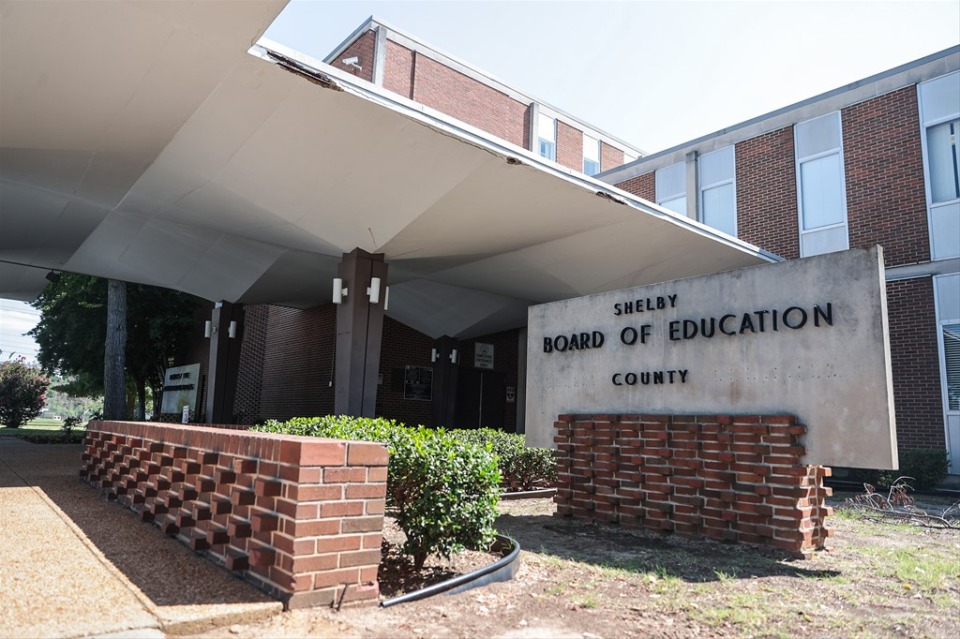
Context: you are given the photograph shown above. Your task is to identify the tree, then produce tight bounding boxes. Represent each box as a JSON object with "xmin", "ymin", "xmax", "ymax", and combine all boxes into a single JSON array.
[
  {"xmin": 0, "ymin": 358, "xmax": 50, "ymax": 428},
  {"xmin": 29, "ymin": 274, "xmax": 200, "ymax": 420},
  {"xmin": 103, "ymin": 279, "xmax": 127, "ymax": 420}
]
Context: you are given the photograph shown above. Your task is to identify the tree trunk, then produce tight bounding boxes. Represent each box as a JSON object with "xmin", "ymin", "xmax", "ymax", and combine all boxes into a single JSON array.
[
  {"xmin": 135, "ymin": 377, "xmax": 146, "ymax": 421},
  {"xmin": 103, "ymin": 279, "xmax": 127, "ymax": 420}
]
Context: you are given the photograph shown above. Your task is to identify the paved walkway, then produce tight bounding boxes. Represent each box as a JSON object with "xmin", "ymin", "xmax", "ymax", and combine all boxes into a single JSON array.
[{"xmin": 0, "ymin": 438, "xmax": 283, "ymax": 638}]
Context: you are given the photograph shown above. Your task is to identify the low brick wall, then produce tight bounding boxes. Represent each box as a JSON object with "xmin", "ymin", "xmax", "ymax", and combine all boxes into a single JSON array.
[
  {"xmin": 554, "ymin": 414, "xmax": 833, "ymax": 556},
  {"xmin": 81, "ymin": 421, "xmax": 387, "ymax": 609}
]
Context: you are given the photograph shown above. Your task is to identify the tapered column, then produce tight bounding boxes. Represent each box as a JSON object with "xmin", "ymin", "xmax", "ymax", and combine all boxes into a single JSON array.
[
  {"xmin": 431, "ymin": 335, "xmax": 460, "ymax": 428},
  {"xmin": 334, "ymin": 249, "xmax": 388, "ymax": 417},
  {"xmin": 205, "ymin": 302, "xmax": 245, "ymax": 424}
]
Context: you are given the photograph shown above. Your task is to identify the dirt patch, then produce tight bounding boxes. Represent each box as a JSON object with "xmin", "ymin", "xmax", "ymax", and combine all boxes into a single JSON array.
[{"xmin": 190, "ymin": 496, "xmax": 960, "ymax": 639}]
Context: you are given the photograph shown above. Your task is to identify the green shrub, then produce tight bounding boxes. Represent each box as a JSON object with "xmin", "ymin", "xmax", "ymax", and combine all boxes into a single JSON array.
[
  {"xmin": 448, "ymin": 428, "xmax": 557, "ymax": 490},
  {"xmin": 254, "ymin": 416, "xmax": 501, "ymax": 569},
  {"xmin": 849, "ymin": 448, "xmax": 949, "ymax": 491},
  {"xmin": 0, "ymin": 358, "xmax": 49, "ymax": 428}
]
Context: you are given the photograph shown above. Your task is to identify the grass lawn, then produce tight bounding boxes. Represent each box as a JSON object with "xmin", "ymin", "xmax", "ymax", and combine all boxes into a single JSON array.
[{"xmin": 0, "ymin": 417, "xmax": 87, "ymax": 442}]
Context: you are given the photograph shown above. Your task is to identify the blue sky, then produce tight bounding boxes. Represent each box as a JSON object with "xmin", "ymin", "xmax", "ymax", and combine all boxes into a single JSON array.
[{"xmin": 3, "ymin": 0, "xmax": 958, "ymax": 362}]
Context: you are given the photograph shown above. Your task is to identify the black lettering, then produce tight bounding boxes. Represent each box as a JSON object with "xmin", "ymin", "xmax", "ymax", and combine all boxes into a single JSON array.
[
  {"xmin": 754, "ymin": 310, "xmax": 769, "ymax": 332},
  {"xmin": 656, "ymin": 297, "xmax": 666, "ymax": 309},
  {"xmin": 719, "ymin": 314, "xmax": 737, "ymax": 336},
  {"xmin": 625, "ymin": 373, "xmax": 638, "ymax": 385},
  {"xmin": 667, "ymin": 370, "xmax": 676, "ymax": 383},
  {"xmin": 668, "ymin": 321, "xmax": 681, "ymax": 341},
  {"xmin": 683, "ymin": 319, "xmax": 698, "ymax": 339},
  {"xmin": 624, "ymin": 301, "xmax": 634, "ymax": 315},
  {"xmin": 580, "ymin": 332, "xmax": 590, "ymax": 349},
  {"xmin": 614, "ymin": 303, "xmax": 622, "ymax": 316},
  {"xmin": 640, "ymin": 324, "xmax": 652, "ymax": 344},
  {"xmin": 653, "ymin": 371, "xmax": 664, "ymax": 384},
  {"xmin": 772, "ymin": 309, "xmax": 779, "ymax": 331},
  {"xmin": 668, "ymin": 294, "xmax": 678, "ymax": 307},
  {"xmin": 739, "ymin": 313, "xmax": 756, "ymax": 334},
  {"xmin": 621, "ymin": 326, "xmax": 639, "ymax": 346},
  {"xmin": 592, "ymin": 331, "xmax": 605, "ymax": 348},
  {"xmin": 700, "ymin": 317, "xmax": 716, "ymax": 338},
  {"xmin": 568, "ymin": 333, "xmax": 579, "ymax": 351},
  {"xmin": 555, "ymin": 335, "xmax": 568, "ymax": 352},
  {"xmin": 814, "ymin": 303, "xmax": 833, "ymax": 327},
  {"xmin": 612, "ymin": 373, "xmax": 622, "ymax": 386},
  {"xmin": 783, "ymin": 306, "xmax": 808, "ymax": 330},
  {"xmin": 646, "ymin": 298, "xmax": 655, "ymax": 311},
  {"xmin": 543, "ymin": 337, "xmax": 553, "ymax": 353},
  {"xmin": 679, "ymin": 370, "xmax": 688, "ymax": 383},
  {"xmin": 640, "ymin": 372, "xmax": 651, "ymax": 385}
]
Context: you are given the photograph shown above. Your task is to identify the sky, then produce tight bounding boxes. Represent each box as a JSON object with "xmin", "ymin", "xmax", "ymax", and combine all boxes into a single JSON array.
[{"xmin": 2, "ymin": 0, "xmax": 958, "ymax": 361}]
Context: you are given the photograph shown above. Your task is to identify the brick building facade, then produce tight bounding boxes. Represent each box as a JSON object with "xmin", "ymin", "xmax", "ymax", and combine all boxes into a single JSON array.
[
  {"xmin": 325, "ymin": 17, "xmax": 641, "ymax": 175},
  {"xmin": 601, "ymin": 47, "xmax": 960, "ymax": 473}
]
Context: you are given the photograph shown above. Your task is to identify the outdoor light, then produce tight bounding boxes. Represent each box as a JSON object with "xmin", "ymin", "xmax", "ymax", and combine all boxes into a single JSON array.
[
  {"xmin": 204, "ymin": 320, "xmax": 212, "ymax": 338},
  {"xmin": 431, "ymin": 348, "xmax": 438, "ymax": 363},
  {"xmin": 228, "ymin": 321, "xmax": 237, "ymax": 339},
  {"xmin": 332, "ymin": 278, "xmax": 347, "ymax": 304},
  {"xmin": 449, "ymin": 349, "xmax": 459, "ymax": 364},
  {"xmin": 367, "ymin": 277, "xmax": 381, "ymax": 304},
  {"xmin": 384, "ymin": 286, "xmax": 390, "ymax": 311}
]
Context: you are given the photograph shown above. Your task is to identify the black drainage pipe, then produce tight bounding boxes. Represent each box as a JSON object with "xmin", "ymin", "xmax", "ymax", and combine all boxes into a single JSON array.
[{"xmin": 380, "ymin": 534, "xmax": 521, "ymax": 608}]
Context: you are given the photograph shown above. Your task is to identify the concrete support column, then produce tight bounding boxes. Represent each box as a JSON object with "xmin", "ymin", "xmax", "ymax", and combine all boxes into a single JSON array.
[
  {"xmin": 431, "ymin": 335, "xmax": 460, "ymax": 428},
  {"xmin": 335, "ymin": 249, "xmax": 388, "ymax": 417},
  {"xmin": 205, "ymin": 302, "xmax": 245, "ymax": 424}
]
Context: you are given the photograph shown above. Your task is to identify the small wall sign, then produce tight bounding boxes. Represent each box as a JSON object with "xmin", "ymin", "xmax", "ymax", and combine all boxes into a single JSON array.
[{"xmin": 475, "ymin": 342, "xmax": 494, "ymax": 370}]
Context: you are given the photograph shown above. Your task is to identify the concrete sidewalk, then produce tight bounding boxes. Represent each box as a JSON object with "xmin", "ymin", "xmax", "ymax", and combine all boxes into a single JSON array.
[{"xmin": 0, "ymin": 438, "xmax": 283, "ymax": 638}]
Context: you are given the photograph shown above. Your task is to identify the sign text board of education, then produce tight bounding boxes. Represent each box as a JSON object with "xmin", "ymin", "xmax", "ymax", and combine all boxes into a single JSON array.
[{"xmin": 525, "ymin": 247, "xmax": 897, "ymax": 469}]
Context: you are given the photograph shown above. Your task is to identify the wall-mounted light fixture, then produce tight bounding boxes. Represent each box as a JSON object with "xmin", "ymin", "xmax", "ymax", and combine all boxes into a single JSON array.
[
  {"xmin": 367, "ymin": 277, "xmax": 381, "ymax": 305},
  {"xmin": 204, "ymin": 320, "xmax": 212, "ymax": 338},
  {"xmin": 228, "ymin": 321, "xmax": 238, "ymax": 339},
  {"xmin": 384, "ymin": 286, "xmax": 390, "ymax": 311},
  {"xmin": 449, "ymin": 349, "xmax": 459, "ymax": 364},
  {"xmin": 431, "ymin": 348, "xmax": 438, "ymax": 363},
  {"xmin": 333, "ymin": 278, "xmax": 347, "ymax": 304}
]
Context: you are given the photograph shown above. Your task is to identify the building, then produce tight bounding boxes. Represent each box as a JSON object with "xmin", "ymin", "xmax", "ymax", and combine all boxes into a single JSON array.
[
  {"xmin": 323, "ymin": 17, "xmax": 643, "ymax": 176},
  {"xmin": 230, "ymin": 38, "xmax": 959, "ymax": 475},
  {"xmin": 600, "ymin": 47, "xmax": 960, "ymax": 473}
]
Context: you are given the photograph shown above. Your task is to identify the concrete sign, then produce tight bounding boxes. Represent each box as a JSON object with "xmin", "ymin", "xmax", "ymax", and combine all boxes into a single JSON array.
[
  {"xmin": 526, "ymin": 247, "xmax": 897, "ymax": 469},
  {"xmin": 160, "ymin": 363, "xmax": 201, "ymax": 417}
]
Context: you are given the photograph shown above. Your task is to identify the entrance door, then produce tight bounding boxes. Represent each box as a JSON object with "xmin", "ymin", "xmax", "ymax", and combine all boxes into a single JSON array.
[
  {"xmin": 455, "ymin": 370, "xmax": 506, "ymax": 429},
  {"xmin": 940, "ymin": 322, "xmax": 960, "ymax": 474}
]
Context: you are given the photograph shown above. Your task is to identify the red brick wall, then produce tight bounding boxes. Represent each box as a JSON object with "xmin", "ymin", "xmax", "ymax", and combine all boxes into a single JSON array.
[
  {"xmin": 383, "ymin": 40, "xmax": 414, "ymax": 98},
  {"xmin": 258, "ymin": 306, "xmax": 336, "ymax": 421},
  {"xmin": 376, "ymin": 317, "xmax": 434, "ymax": 427},
  {"xmin": 615, "ymin": 172, "xmax": 656, "ymax": 202},
  {"xmin": 556, "ymin": 120, "xmax": 583, "ymax": 172},
  {"xmin": 886, "ymin": 278, "xmax": 946, "ymax": 452},
  {"xmin": 83, "ymin": 421, "xmax": 388, "ymax": 609},
  {"xmin": 328, "ymin": 30, "xmax": 376, "ymax": 82},
  {"xmin": 601, "ymin": 141, "xmax": 624, "ymax": 172},
  {"xmin": 554, "ymin": 414, "xmax": 833, "ymax": 557},
  {"xmin": 842, "ymin": 87, "xmax": 929, "ymax": 267},
  {"xmin": 407, "ymin": 53, "xmax": 529, "ymax": 148},
  {"xmin": 736, "ymin": 127, "xmax": 800, "ymax": 258}
]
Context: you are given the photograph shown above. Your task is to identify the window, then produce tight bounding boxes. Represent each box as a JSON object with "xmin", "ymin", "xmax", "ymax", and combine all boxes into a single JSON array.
[
  {"xmin": 583, "ymin": 134, "xmax": 600, "ymax": 176},
  {"xmin": 698, "ymin": 146, "xmax": 736, "ymax": 236},
  {"xmin": 920, "ymin": 72, "xmax": 960, "ymax": 260},
  {"xmin": 656, "ymin": 162, "xmax": 686, "ymax": 215},
  {"xmin": 795, "ymin": 112, "xmax": 848, "ymax": 257},
  {"xmin": 537, "ymin": 113, "xmax": 556, "ymax": 162},
  {"xmin": 935, "ymin": 273, "xmax": 960, "ymax": 473}
]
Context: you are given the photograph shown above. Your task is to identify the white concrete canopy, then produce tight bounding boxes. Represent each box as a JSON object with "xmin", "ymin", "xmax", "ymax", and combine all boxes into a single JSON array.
[{"xmin": 0, "ymin": 1, "xmax": 776, "ymax": 339}]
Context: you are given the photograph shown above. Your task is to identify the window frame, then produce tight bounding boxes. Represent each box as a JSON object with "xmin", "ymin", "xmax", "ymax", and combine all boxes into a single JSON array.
[
  {"xmin": 794, "ymin": 111, "xmax": 850, "ymax": 257},
  {"xmin": 656, "ymin": 162, "xmax": 687, "ymax": 216},
  {"xmin": 697, "ymin": 146, "xmax": 737, "ymax": 237},
  {"xmin": 918, "ymin": 71, "xmax": 960, "ymax": 262}
]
